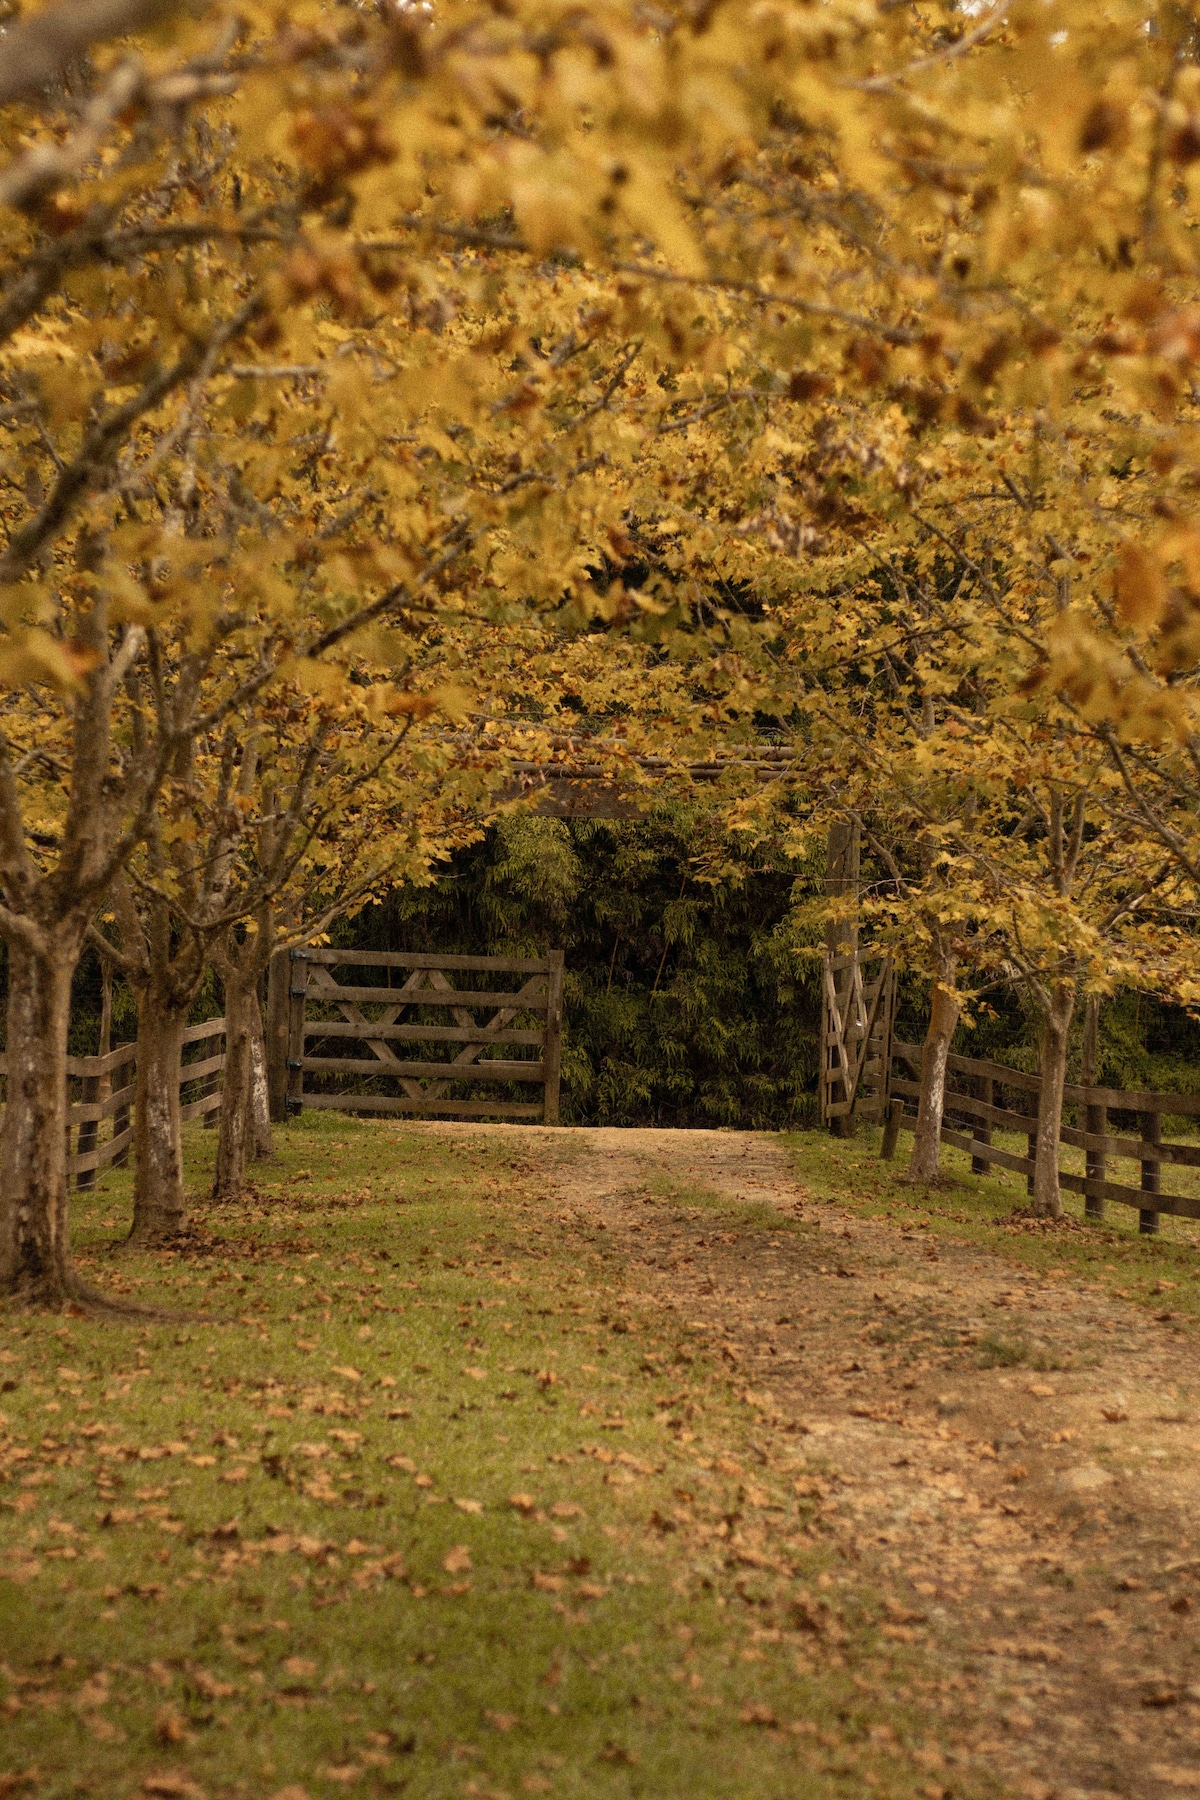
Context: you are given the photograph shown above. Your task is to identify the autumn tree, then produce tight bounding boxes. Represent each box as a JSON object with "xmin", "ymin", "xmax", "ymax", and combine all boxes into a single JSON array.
[{"xmin": 7, "ymin": 0, "xmax": 1200, "ymax": 1301}]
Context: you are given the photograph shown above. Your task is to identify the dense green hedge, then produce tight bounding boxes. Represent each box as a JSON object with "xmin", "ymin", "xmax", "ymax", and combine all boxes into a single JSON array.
[{"xmin": 333, "ymin": 809, "xmax": 827, "ymax": 1130}]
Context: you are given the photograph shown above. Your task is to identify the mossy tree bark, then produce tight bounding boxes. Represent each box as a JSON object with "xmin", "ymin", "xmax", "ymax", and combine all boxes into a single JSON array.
[
  {"xmin": 212, "ymin": 925, "xmax": 272, "ymax": 1202},
  {"xmin": 906, "ymin": 945, "xmax": 960, "ymax": 1184},
  {"xmin": 127, "ymin": 992, "xmax": 189, "ymax": 1246},
  {"xmin": 0, "ymin": 926, "xmax": 87, "ymax": 1303}
]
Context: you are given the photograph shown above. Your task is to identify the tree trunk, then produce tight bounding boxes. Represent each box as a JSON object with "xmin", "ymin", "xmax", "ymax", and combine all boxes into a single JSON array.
[
  {"xmin": 127, "ymin": 991, "xmax": 188, "ymax": 1246},
  {"xmin": 824, "ymin": 818, "xmax": 861, "ymax": 1138},
  {"xmin": 906, "ymin": 959, "xmax": 960, "ymax": 1183},
  {"xmin": 1032, "ymin": 979, "xmax": 1076, "ymax": 1218},
  {"xmin": 0, "ymin": 930, "xmax": 83, "ymax": 1303},
  {"xmin": 213, "ymin": 966, "xmax": 257, "ymax": 1201},
  {"xmin": 249, "ymin": 982, "xmax": 273, "ymax": 1160}
]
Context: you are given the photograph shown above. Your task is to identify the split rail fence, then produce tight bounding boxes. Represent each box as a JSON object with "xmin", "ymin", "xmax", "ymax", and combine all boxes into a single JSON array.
[
  {"xmin": 285, "ymin": 948, "xmax": 564, "ymax": 1124},
  {"xmin": 888, "ymin": 1040, "xmax": 1200, "ymax": 1232},
  {"xmin": 0, "ymin": 1018, "xmax": 226, "ymax": 1190}
]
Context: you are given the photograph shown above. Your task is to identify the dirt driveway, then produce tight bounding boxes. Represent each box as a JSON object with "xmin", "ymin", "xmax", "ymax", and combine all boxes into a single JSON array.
[{"xmin": 411, "ymin": 1121, "xmax": 1200, "ymax": 1800}]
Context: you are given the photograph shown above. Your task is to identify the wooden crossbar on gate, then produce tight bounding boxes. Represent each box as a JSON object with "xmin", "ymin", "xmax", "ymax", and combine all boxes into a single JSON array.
[
  {"xmin": 284, "ymin": 948, "xmax": 565, "ymax": 1125},
  {"xmin": 821, "ymin": 950, "xmax": 895, "ymax": 1126}
]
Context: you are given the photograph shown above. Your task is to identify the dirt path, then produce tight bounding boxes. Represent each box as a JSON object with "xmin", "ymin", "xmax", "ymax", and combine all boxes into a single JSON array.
[{"xmin": 415, "ymin": 1121, "xmax": 1200, "ymax": 1800}]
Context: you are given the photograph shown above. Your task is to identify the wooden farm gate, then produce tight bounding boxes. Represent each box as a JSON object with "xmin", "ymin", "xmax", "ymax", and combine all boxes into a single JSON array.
[
  {"xmin": 888, "ymin": 1039, "xmax": 1200, "ymax": 1234},
  {"xmin": 285, "ymin": 948, "xmax": 564, "ymax": 1124},
  {"xmin": 821, "ymin": 951, "xmax": 895, "ymax": 1128}
]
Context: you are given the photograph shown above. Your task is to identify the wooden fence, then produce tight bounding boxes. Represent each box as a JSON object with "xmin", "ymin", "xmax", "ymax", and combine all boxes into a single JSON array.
[
  {"xmin": 888, "ymin": 1039, "xmax": 1200, "ymax": 1232},
  {"xmin": 821, "ymin": 951, "xmax": 894, "ymax": 1126},
  {"xmin": 285, "ymin": 948, "xmax": 565, "ymax": 1124},
  {"xmin": 0, "ymin": 1017, "xmax": 226, "ymax": 1190}
]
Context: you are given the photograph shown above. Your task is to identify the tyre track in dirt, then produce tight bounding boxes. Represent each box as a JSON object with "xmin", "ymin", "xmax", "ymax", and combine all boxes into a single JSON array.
[{"xmin": 415, "ymin": 1121, "xmax": 1200, "ymax": 1800}]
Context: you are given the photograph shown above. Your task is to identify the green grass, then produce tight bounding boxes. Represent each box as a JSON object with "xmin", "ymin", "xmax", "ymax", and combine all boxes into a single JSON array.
[
  {"xmin": 783, "ymin": 1123, "xmax": 1200, "ymax": 1328},
  {"xmin": 0, "ymin": 1114, "xmax": 960, "ymax": 1800}
]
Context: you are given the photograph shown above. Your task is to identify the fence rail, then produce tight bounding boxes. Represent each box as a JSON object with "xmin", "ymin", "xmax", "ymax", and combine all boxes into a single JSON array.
[
  {"xmin": 0, "ymin": 1017, "xmax": 226, "ymax": 1188},
  {"xmin": 284, "ymin": 948, "xmax": 564, "ymax": 1125},
  {"xmin": 889, "ymin": 1039, "xmax": 1200, "ymax": 1230}
]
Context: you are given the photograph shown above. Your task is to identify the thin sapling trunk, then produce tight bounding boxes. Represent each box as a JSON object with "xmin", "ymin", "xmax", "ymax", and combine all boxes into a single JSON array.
[{"xmin": 1032, "ymin": 979, "xmax": 1076, "ymax": 1219}]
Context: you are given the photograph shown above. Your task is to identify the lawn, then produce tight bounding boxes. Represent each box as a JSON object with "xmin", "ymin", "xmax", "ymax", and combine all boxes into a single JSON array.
[
  {"xmin": 0, "ymin": 1113, "xmax": 957, "ymax": 1800},
  {"xmin": 783, "ymin": 1121, "xmax": 1200, "ymax": 1326}
]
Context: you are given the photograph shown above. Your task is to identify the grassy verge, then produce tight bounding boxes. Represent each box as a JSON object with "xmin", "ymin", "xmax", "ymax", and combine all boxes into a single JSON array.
[
  {"xmin": 2, "ymin": 1113, "xmax": 961, "ymax": 1800},
  {"xmin": 783, "ymin": 1125, "xmax": 1200, "ymax": 1328}
]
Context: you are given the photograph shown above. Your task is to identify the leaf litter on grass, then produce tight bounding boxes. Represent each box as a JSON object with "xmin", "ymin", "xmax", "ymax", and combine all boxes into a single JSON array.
[{"xmin": 0, "ymin": 1113, "xmax": 988, "ymax": 1800}]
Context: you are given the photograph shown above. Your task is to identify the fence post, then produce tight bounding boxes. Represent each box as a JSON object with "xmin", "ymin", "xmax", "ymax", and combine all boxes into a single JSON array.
[
  {"xmin": 1081, "ymin": 995, "xmax": 1104, "ymax": 1220},
  {"xmin": 75, "ymin": 1070, "xmax": 99, "ymax": 1191},
  {"xmin": 266, "ymin": 947, "xmax": 290, "ymax": 1123},
  {"xmin": 972, "ymin": 1075, "xmax": 992, "ymax": 1174},
  {"xmin": 1085, "ymin": 1096, "xmax": 1106, "ymax": 1221},
  {"xmin": 1026, "ymin": 1087, "xmax": 1037, "ymax": 1198},
  {"xmin": 286, "ymin": 950, "xmax": 309, "ymax": 1117},
  {"xmin": 1140, "ymin": 1107, "xmax": 1161, "ymax": 1236},
  {"xmin": 202, "ymin": 1024, "xmax": 221, "ymax": 1128},
  {"xmin": 542, "ymin": 950, "xmax": 564, "ymax": 1126},
  {"xmin": 112, "ymin": 1048, "xmax": 131, "ymax": 1168},
  {"xmin": 880, "ymin": 1095, "xmax": 904, "ymax": 1160}
]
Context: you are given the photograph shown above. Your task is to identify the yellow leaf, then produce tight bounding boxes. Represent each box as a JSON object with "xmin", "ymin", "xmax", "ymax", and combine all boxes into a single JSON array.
[{"xmin": 1114, "ymin": 544, "xmax": 1167, "ymax": 631}]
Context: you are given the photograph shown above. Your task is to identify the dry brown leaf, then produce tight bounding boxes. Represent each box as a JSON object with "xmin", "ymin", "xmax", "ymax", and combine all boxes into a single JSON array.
[{"xmin": 154, "ymin": 1706, "xmax": 191, "ymax": 1746}]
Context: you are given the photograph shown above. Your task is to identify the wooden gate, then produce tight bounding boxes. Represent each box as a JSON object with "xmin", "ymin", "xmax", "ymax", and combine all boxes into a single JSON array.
[
  {"xmin": 821, "ymin": 951, "xmax": 895, "ymax": 1127},
  {"xmin": 285, "ymin": 948, "xmax": 564, "ymax": 1124}
]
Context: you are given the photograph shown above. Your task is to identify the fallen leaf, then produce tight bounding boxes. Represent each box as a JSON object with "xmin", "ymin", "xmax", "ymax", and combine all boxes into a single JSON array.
[
  {"xmin": 142, "ymin": 1778, "xmax": 206, "ymax": 1800},
  {"xmin": 740, "ymin": 1704, "xmax": 778, "ymax": 1727},
  {"xmin": 154, "ymin": 1707, "xmax": 191, "ymax": 1745},
  {"xmin": 330, "ymin": 1366, "xmax": 362, "ymax": 1383},
  {"xmin": 485, "ymin": 1711, "xmax": 518, "ymax": 1732},
  {"xmin": 454, "ymin": 1498, "xmax": 484, "ymax": 1515},
  {"xmin": 283, "ymin": 1657, "xmax": 317, "ymax": 1679},
  {"xmin": 443, "ymin": 1544, "xmax": 472, "ymax": 1575},
  {"xmin": 598, "ymin": 1745, "xmax": 640, "ymax": 1766},
  {"xmin": 189, "ymin": 1670, "xmax": 236, "ymax": 1701}
]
